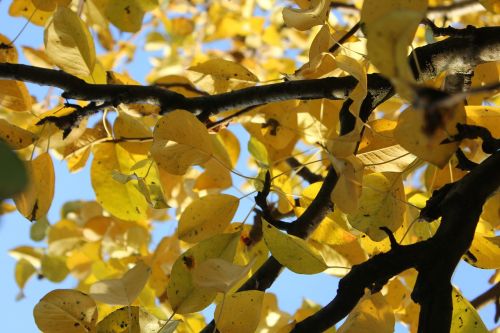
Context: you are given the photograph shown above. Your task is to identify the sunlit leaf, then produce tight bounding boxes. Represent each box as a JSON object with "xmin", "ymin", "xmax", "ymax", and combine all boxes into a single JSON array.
[
  {"xmin": 178, "ymin": 194, "xmax": 239, "ymax": 243},
  {"xmin": 451, "ymin": 288, "xmax": 488, "ymax": 332},
  {"xmin": 394, "ymin": 105, "xmax": 466, "ymax": 167},
  {"xmin": 282, "ymin": 0, "xmax": 329, "ymax": 31},
  {"xmin": 91, "ymin": 143, "xmax": 149, "ymax": 221},
  {"xmin": 347, "ymin": 172, "xmax": 406, "ymax": 242},
  {"xmin": 44, "ymin": 6, "xmax": 96, "ymax": 78},
  {"xmin": 90, "ymin": 261, "xmax": 151, "ymax": 305},
  {"xmin": 262, "ymin": 219, "xmax": 327, "ymax": 274},
  {"xmin": 337, "ymin": 292, "xmax": 395, "ymax": 333},
  {"xmin": 167, "ymin": 232, "xmax": 240, "ymax": 313},
  {"xmin": 33, "ymin": 289, "xmax": 98, "ymax": 333},
  {"xmin": 215, "ymin": 291, "xmax": 264, "ymax": 333},
  {"xmin": 14, "ymin": 153, "xmax": 55, "ymax": 221},
  {"xmin": 152, "ymin": 110, "xmax": 213, "ymax": 175}
]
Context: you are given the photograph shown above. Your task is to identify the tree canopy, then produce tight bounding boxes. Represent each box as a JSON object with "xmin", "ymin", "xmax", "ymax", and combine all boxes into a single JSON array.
[{"xmin": 1, "ymin": 0, "xmax": 500, "ymax": 332}]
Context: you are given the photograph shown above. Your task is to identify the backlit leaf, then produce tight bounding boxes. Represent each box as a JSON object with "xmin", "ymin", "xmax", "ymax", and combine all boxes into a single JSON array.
[
  {"xmin": 282, "ymin": 0, "xmax": 329, "ymax": 31},
  {"xmin": 337, "ymin": 292, "xmax": 395, "ymax": 333},
  {"xmin": 14, "ymin": 153, "xmax": 55, "ymax": 221},
  {"xmin": 394, "ymin": 105, "xmax": 466, "ymax": 167},
  {"xmin": 189, "ymin": 58, "xmax": 259, "ymax": 82},
  {"xmin": 33, "ymin": 289, "xmax": 98, "ymax": 333},
  {"xmin": 44, "ymin": 6, "xmax": 96, "ymax": 78},
  {"xmin": 91, "ymin": 143, "xmax": 149, "ymax": 221},
  {"xmin": 192, "ymin": 258, "xmax": 252, "ymax": 293},
  {"xmin": 463, "ymin": 234, "xmax": 500, "ymax": 269},
  {"xmin": 347, "ymin": 172, "xmax": 406, "ymax": 242},
  {"xmin": 215, "ymin": 291, "xmax": 264, "ymax": 333},
  {"xmin": 262, "ymin": 219, "xmax": 327, "ymax": 274},
  {"xmin": 152, "ymin": 110, "xmax": 213, "ymax": 175},
  {"xmin": 0, "ymin": 119, "xmax": 36, "ymax": 149},
  {"xmin": 167, "ymin": 232, "xmax": 240, "ymax": 313},
  {"xmin": 0, "ymin": 79, "xmax": 32, "ymax": 111},
  {"xmin": 90, "ymin": 261, "xmax": 151, "ymax": 305},
  {"xmin": 451, "ymin": 288, "xmax": 488, "ymax": 332},
  {"xmin": 178, "ymin": 194, "xmax": 239, "ymax": 243}
]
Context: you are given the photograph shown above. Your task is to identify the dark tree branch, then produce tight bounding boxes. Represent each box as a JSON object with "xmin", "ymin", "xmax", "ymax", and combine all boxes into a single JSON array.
[
  {"xmin": 0, "ymin": 26, "xmax": 498, "ymax": 128},
  {"xmin": 471, "ymin": 282, "xmax": 500, "ymax": 310},
  {"xmin": 292, "ymin": 149, "xmax": 500, "ymax": 333},
  {"xmin": 286, "ymin": 157, "xmax": 324, "ymax": 184}
]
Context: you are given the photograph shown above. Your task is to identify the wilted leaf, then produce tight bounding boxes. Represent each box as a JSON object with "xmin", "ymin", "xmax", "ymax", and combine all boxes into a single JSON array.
[{"xmin": 282, "ymin": 0, "xmax": 330, "ymax": 31}]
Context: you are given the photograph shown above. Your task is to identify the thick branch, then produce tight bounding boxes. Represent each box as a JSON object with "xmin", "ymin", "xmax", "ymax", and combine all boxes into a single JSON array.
[
  {"xmin": 292, "ymin": 150, "xmax": 500, "ymax": 332},
  {"xmin": 0, "ymin": 26, "xmax": 499, "ymax": 121}
]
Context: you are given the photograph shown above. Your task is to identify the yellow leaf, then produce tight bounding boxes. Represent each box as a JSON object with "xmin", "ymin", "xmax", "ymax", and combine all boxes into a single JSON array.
[
  {"xmin": 282, "ymin": 0, "xmax": 329, "ymax": 31},
  {"xmin": 478, "ymin": 0, "xmax": 500, "ymax": 13},
  {"xmin": 262, "ymin": 219, "xmax": 327, "ymax": 274},
  {"xmin": 33, "ymin": 289, "xmax": 98, "ymax": 333},
  {"xmin": 113, "ymin": 112, "xmax": 152, "ymax": 155},
  {"xmin": 167, "ymin": 232, "xmax": 240, "ymax": 313},
  {"xmin": 41, "ymin": 254, "xmax": 69, "ymax": 282},
  {"xmin": 394, "ymin": 105, "xmax": 466, "ymax": 167},
  {"xmin": 192, "ymin": 258, "xmax": 253, "ymax": 293},
  {"xmin": 33, "ymin": 0, "xmax": 71, "ymax": 11},
  {"xmin": 189, "ymin": 58, "xmax": 259, "ymax": 82},
  {"xmin": 362, "ymin": 0, "xmax": 426, "ymax": 97},
  {"xmin": 0, "ymin": 34, "xmax": 18, "ymax": 62},
  {"xmin": 466, "ymin": 105, "xmax": 500, "ymax": 138},
  {"xmin": 358, "ymin": 145, "xmax": 417, "ymax": 173},
  {"xmin": 451, "ymin": 288, "xmax": 488, "ymax": 332},
  {"xmin": 464, "ymin": 234, "xmax": 500, "ymax": 269},
  {"xmin": 337, "ymin": 292, "xmax": 395, "ymax": 333},
  {"xmin": 91, "ymin": 143, "xmax": 149, "ymax": 221},
  {"xmin": 347, "ymin": 172, "xmax": 406, "ymax": 242},
  {"xmin": 302, "ymin": 208, "xmax": 356, "ymax": 246},
  {"xmin": 309, "ymin": 25, "xmax": 334, "ymax": 65},
  {"xmin": 0, "ymin": 119, "xmax": 35, "ymax": 149},
  {"xmin": 215, "ymin": 291, "xmax": 264, "ymax": 333},
  {"xmin": 90, "ymin": 261, "xmax": 151, "ymax": 305},
  {"xmin": 14, "ymin": 259, "xmax": 36, "ymax": 299},
  {"xmin": 105, "ymin": 0, "xmax": 146, "ymax": 33},
  {"xmin": 178, "ymin": 194, "xmax": 239, "ymax": 243},
  {"xmin": 330, "ymin": 155, "xmax": 364, "ymax": 214},
  {"xmin": 481, "ymin": 192, "xmax": 500, "ymax": 228},
  {"xmin": 0, "ymin": 80, "xmax": 32, "ymax": 111},
  {"xmin": 96, "ymin": 306, "xmax": 175, "ymax": 333},
  {"xmin": 152, "ymin": 110, "xmax": 213, "ymax": 175},
  {"xmin": 9, "ymin": 0, "xmax": 52, "ymax": 26},
  {"xmin": 44, "ymin": 6, "xmax": 96, "ymax": 78},
  {"xmin": 22, "ymin": 46, "xmax": 54, "ymax": 68},
  {"xmin": 14, "ymin": 153, "xmax": 55, "ymax": 221}
]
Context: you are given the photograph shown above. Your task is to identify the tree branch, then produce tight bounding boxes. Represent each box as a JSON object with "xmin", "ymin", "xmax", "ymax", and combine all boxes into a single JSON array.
[{"xmin": 292, "ymin": 149, "xmax": 500, "ymax": 332}]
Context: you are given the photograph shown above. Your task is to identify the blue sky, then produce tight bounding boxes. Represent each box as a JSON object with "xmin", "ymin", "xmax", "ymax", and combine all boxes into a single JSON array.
[{"xmin": 0, "ymin": 2, "xmax": 497, "ymax": 332}]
